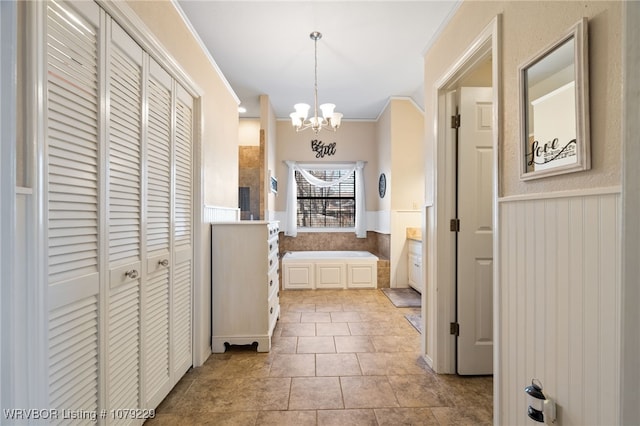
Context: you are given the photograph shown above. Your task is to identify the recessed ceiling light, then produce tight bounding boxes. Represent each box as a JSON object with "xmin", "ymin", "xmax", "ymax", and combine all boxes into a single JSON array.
[{"xmin": 238, "ymin": 106, "xmax": 247, "ymax": 113}]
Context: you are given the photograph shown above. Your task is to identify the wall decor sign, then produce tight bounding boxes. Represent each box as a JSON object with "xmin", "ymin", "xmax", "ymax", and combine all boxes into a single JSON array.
[
  {"xmin": 518, "ymin": 18, "xmax": 590, "ymax": 180},
  {"xmin": 311, "ymin": 139, "xmax": 336, "ymax": 158}
]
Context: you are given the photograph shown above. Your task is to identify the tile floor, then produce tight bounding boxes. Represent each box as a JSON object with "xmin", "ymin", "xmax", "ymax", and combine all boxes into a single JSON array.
[{"xmin": 146, "ymin": 289, "xmax": 493, "ymax": 425}]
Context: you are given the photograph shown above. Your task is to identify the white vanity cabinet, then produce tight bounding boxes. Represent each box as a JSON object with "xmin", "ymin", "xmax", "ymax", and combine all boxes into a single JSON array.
[
  {"xmin": 211, "ymin": 221, "xmax": 280, "ymax": 352},
  {"xmin": 408, "ymin": 239, "xmax": 423, "ymax": 293}
]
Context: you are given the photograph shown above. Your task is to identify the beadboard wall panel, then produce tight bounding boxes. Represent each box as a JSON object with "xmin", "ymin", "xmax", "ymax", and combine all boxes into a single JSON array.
[
  {"xmin": 204, "ymin": 205, "xmax": 240, "ymax": 223},
  {"xmin": 499, "ymin": 190, "xmax": 620, "ymax": 425}
]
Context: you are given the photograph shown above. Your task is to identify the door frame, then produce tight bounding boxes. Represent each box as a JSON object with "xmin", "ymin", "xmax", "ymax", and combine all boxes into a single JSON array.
[{"xmin": 426, "ymin": 12, "xmax": 501, "ymax": 417}]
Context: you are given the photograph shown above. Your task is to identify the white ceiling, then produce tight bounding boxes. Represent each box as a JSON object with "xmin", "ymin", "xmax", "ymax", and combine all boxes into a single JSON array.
[{"xmin": 176, "ymin": 1, "xmax": 461, "ymax": 120}]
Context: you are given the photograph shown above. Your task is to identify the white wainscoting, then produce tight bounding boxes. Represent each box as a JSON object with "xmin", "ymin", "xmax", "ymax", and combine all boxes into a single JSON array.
[
  {"xmin": 204, "ymin": 205, "xmax": 240, "ymax": 223},
  {"xmin": 498, "ymin": 188, "xmax": 621, "ymax": 425}
]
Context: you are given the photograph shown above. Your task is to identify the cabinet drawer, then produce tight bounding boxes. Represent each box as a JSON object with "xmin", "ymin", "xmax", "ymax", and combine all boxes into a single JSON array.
[
  {"xmin": 268, "ymin": 223, "xmax": 280, "ymax": 237},
  {"xmin": 268, "ymin": 249, "xmax": 278, "ymax": 271},
  {"xmin": 268, "ymin": 268, "xmax": 279, "ymax": 299},
  {"xmin": 267, "ymin": 236, "xmax": 279, "ymax": 255},
  {"xmin": 268, "ymin": 292, "xmax": 279, "ymax": 333},
  {"xmin": 408, "ymin": 240, "xmax": 422, "ymax": 256}
]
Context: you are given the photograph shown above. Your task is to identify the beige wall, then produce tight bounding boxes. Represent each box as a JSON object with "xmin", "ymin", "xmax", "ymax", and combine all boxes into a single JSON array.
[
  {"xmin": 239, "ymin": 119, "xmax": 260, "ymax": 146},
  {"xmin": 424, "ymin": 1, "xmax": 622, "ymax": 198},
  {"xmin": 261, "ymin": 95, "xmax": 278, "ymax": 218},
  {"xmin": 376, "ymin": 105, "xmax": 392, "ymax": 213},
  {"xmin": 390, "ymin": 99, "xmax": 425, "ymax": 210},
  {"xmin": 127, "ymin": 0, "xmax": 240, "ymax": 208},
  {"xmin": 274, "ymin": 120, "xmax": 379, "ymax": 212}
]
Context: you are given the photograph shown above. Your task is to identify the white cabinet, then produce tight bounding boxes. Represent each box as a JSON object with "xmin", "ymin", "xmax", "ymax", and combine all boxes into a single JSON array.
[
  {"xmin": 408, "ymin": 240, "xmax": 423, "ymax": 293},
  {"xmin": 211, "ymin": 221, "xmax": 280, "ymax": 352}
]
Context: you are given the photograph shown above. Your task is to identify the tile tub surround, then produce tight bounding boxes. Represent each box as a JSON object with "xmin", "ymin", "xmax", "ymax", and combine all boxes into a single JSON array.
[
  {"xmin": 147, "ymin": 289, "xmax": 493, "ymax": 425},
  {"xmin": 279, "ymin": 231, "xmax": 390, "ymax": 288}
]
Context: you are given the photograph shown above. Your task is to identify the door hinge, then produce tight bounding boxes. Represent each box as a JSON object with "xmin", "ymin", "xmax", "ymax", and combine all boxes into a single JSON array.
[
  {"xmin": 450, "ymin": 322, "xmax": 460, "ymax": 336},
  {"xmin": 450, "ymin": 218, "xmax": 460, "ymax": 232},
  {"xmin": 451, "ymin": 114, "xmax": 461, "ymax": 129}
]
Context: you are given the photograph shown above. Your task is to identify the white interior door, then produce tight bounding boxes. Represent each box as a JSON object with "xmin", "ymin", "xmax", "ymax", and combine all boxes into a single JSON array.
[
  {"xmin": 143, "ymin": 58, "xmax": 173, "ymax": 408},
  {"xmin": 172, "ymin": 85, "xmax": 194, "ymax": 379},
  {"xmin": 456, "ymin": 86, "xmax": 494, "ymax": 375},
  {"xmin": 106, "ymin": 19, "xmax": 143, "ymax": 418},
  {"xmin": 46, "ymin": 0, "xmax": 102, "ymax": 413}
]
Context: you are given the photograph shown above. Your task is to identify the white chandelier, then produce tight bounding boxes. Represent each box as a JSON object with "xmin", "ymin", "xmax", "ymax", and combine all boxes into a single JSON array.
[{"xmin": 290, "ymin": 31, "xmax": 343, "ymax": 133}]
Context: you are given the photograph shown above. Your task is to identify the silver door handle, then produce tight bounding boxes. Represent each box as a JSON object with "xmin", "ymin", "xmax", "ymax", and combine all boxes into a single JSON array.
[{"xmin": 125, "ymin": 269, "xmax": 139, "ymax": 279}]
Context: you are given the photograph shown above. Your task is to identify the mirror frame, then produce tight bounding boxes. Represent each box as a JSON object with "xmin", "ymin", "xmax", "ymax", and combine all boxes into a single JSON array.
[{"xmin": 519, "ymin": 18, "xmax": 590, "ymax": 180}]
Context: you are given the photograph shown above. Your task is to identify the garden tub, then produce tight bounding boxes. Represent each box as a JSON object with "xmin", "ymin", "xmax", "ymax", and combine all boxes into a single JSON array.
[{"xmin": 282, "ymin": 251, "xmax": 378, "ymax": 289}]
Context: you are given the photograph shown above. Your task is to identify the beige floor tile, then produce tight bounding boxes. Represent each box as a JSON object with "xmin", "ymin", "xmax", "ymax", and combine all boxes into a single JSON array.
[
  {"xmin": 174, "ymin": 377, "xmax": 256, "ymax": 413},
  {"xmin": 203, "ymin": 351, "xmax": 272, "ymax": 379},
  {"xmin": 287, "ymin": 303, "xmax": 318, "ymax": 312},
  {"xmin": 316, "ymin": 322, "xmax": 351, "ymax": 336},
  {"xmin": 370, "ymin": 335, "xmax": 421, "ymax": 352},
  {"xmin": 270, "ymin": 353, "xmax": 316, "ymax": 377},
  {"xmin": 301, "ymin": 312, "xmax": 332, "ymax": 323},
  {"xmin": 281, "ymin": 322, "xmax": 316, "ymax": 337},
  {"xmin": 270, "ymin": 336, "xmax": 298, "ymax": 354},
  {"xmin": 316, "ymin": 353, "xmax": 362, "ymax": 376},
  {"xmin": 437, "ymin": 375, "xmax": 494, "ymax": 407},
  {"xmin": 256, "ymin": 410, "xmax": 317, "ymax": 425},
  {"xmin": 155, "ymin": 289, "xmax": 492, "ymax": 422},
  {"xmin": 315, "ymin": 303, "xmax": 344, "ymax": 312},
  {"xmin": 357, "ymin": 352, "xmax": 431, "ymax": 376},
  {"xmin": 191, "ymin": 411, "xmax": 259, "ymax": 425},
  {"xmin": 348, "ymin": 322, "xmax": 393, "ymax": 336},
  {"xmin": 330, "ymin": 311, "xmax": 363, "ymax": 322},
  {"xmin": 279, "ymin": 311, "xmax": 302, "ymax": 323},
  {"xmin": 430, "ymin": 405, "xmax": 493, "ymax": 425},
  {"xmin": 387, "ymin": 374, "xmax": 451, "ymax": 407},
  {"xmin": 250, "ymin": 377, "xmax": 292, "ymax": 410},
  {"xmin": 297, "ymin": 336, "xmax": 336, "ymax": 353},
  {"xmin": 340, "ymin": 376, "xmax": 399, "ymax": 409},
  {"xmin": 334, "ymin": 336, "xmax": 375, "ymax": 353},
  {"xmin": 374, "ymin": 407, "xmax": 439, "ymax": 425},
  {"xmin": 317, "ymin": 409, "xmax": 377, "ymax": 426},
  {"xmin": 289, "ymin": 377, "xmax": 344, "ymax": 410}
]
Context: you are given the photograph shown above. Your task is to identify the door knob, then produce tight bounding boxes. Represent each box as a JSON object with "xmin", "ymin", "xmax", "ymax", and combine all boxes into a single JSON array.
[{"xmin": 125, "ymin": 269, "xmax": 139, "ymax": 279}]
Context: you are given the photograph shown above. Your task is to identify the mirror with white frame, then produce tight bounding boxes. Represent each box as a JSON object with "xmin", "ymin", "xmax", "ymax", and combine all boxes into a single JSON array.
[{"xmin": 519, "ymin": 18, "xmax": 590, "ymax": 180}]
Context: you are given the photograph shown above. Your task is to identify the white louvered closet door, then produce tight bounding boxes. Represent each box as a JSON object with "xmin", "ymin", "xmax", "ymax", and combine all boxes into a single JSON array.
[
  {"xmin": 143, "ymin": 59, "xmax": 173, "ymax": 409},
  {"xmin": 46, "ymin": 1, "xmax": 102, "ymax": 420},
  {"xmin": 106, "ymin": 20, "xmax": 143, "ymax": 422},
  {"xmin": 172, "ymin": 86, "xmax": 193, "ymax": 379}
]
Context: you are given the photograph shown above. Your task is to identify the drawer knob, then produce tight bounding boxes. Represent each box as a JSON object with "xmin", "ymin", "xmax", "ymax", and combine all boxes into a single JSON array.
[
  {"xmin": 270, "ymin": 279, "xmax": 273, "ymax": 287},
  {"xmin": 125, "ymin": 269, "xmax": 139, "ymax": 280},
  {"xmin": 270, "ymin": 259, "xmax": 273, "ymax": 266},
  {"xmin": 270, "ymin": 307, "xmax": 273, "ymax": 314},
  {"xmin": 269, "ymin": 244, "xmax": 273, "ymax": 251},
  {"xmin": 158, "ymin": 259, "xmax": 169, "ymax": 267}
]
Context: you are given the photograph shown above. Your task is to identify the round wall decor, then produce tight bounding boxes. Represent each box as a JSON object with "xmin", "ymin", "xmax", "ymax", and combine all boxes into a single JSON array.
[{"xmin": 378, "ymin": 173, "xmax": 387, "ymax": 198}]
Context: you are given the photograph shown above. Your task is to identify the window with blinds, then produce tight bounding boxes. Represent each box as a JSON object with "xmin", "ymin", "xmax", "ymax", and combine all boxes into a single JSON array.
[{"xmin": 295, "ymin": 169, "xmax": 355, "ymax": 228}]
